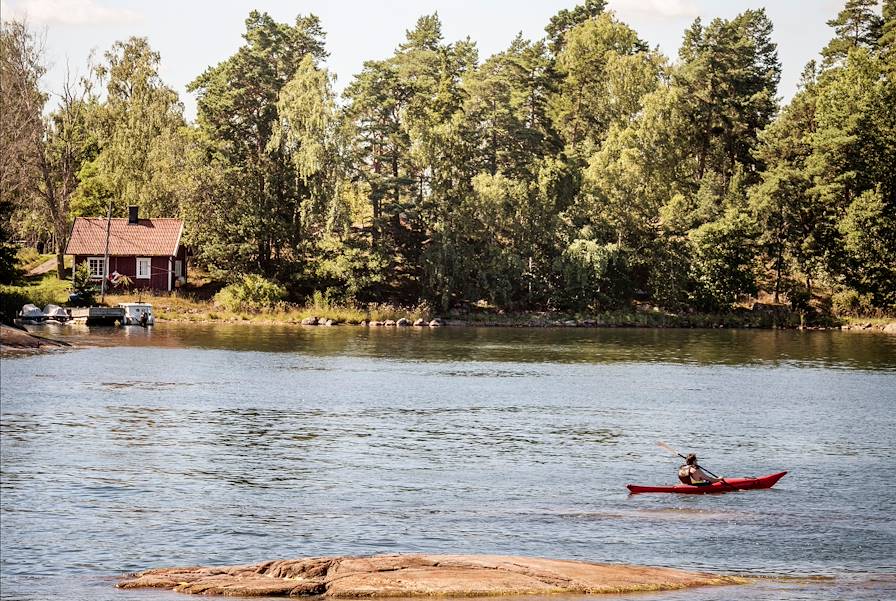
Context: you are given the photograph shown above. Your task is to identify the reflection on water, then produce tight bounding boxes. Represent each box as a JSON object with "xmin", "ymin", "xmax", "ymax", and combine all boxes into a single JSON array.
[
  {"xmin": 29, "ymin": 322, "xmax": 896, "ymax": 368},
  {"xmin": 1, "ymin": 325, "xmax": 895, "ymax": 600}
]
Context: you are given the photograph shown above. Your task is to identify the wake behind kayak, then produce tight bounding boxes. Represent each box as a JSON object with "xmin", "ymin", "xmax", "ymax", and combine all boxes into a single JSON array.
[{"xmin": 627, "ymin": 471, "xmax": 787, "ymax": 494}]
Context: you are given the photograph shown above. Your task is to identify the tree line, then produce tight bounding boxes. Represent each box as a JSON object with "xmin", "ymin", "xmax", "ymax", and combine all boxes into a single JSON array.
[{"xmin": 2, "ymin": 0, "xmax": 894, "ymax": 314}]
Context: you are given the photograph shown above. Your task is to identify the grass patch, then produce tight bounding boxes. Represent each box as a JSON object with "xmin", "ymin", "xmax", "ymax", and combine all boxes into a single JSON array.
[
  {"xmin": 101, "ymin": 290, "xmax": 429, "ymax": 324},
  {"xmin": 0, "ymin": 275, "xmax": 72, "ymax": 321},
  {"xmin": 843, "ymin": 316, "xmax": 894, "ymax": 326},
  {"xmin": 15, "ymin": 250, "xmax": 71, "ymax": 276}
]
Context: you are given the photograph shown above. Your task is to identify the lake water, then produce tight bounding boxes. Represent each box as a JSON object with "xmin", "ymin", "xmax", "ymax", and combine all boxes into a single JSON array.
[{"xmin": 2, "ymin": 325, "xmax": 895, "ymax": 600}]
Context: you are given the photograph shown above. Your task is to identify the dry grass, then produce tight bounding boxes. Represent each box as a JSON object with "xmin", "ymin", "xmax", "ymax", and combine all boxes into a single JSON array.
[
  {"xmin": 100, "ymin": 289, "xmax": 818, "ymax": 329},
  {"xmin": 103, "ymin": 292, "xmax": 429, "ymax": 324}
]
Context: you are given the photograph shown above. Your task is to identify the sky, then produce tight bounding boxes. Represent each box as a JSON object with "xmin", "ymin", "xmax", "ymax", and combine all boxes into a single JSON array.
[{"xmin": 1, "ymin": 0, "xmax": 851, "ymax": 121}]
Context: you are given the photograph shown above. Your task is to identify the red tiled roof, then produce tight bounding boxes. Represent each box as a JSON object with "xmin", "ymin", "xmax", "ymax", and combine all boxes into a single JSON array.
[{"xmin": 65, "ymin": 218, "xmax": 183, "ymax": 256}]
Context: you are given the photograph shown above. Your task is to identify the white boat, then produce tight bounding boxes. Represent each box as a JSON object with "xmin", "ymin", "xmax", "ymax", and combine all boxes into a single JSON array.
[
  {"xmin": 17, "ymin": 304, "xmax": 46, "ymax": 323},
  {"xmin": 118, "ymin": 302, "xmax": 154, "ymax": 326},
  {"xmin": 43, "ymin": 304, "xmax": 71, "ymax": 322}
]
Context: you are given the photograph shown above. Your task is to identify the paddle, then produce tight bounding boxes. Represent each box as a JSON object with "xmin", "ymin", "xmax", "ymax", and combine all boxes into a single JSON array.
[{"xmin": 657, "ymin": 441, "xmax": 730, "ymax": 486}]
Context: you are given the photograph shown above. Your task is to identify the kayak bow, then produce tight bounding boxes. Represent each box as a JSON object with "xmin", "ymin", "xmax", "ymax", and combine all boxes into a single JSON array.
[{"xmin": 626, "ymin": 471, "xmax": 787, "ymax": 494}]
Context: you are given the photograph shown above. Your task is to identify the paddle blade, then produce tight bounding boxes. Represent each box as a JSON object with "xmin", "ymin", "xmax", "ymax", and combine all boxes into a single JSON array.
[{"xmin": 657, "ymin": 441, "xmax": 679, "ymax": 456}]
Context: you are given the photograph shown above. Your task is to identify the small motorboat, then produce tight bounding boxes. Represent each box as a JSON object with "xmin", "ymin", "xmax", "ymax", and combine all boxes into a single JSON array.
[
  {"xmin": 118, "ymin": 302, "xmax": 154, "ymax": 326},
  {"xmin": 43, "ymin": 304, "xmax": 71, "ymax": 323},
  {"xmin": 17, "ymin": 304, "xmax": 46, "ymax": 323},
  {"xmin": 627, "ymin": 471, "xmax": 787, "ymax": 494}
]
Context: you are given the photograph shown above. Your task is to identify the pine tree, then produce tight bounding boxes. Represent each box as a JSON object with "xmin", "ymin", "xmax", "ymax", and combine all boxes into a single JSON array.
[{"xmin": 821, "ymin": 0, "xmax": 884, "ymax": 67}]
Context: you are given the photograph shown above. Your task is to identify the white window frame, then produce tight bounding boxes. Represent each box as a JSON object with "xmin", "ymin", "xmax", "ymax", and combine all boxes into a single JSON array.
[
  {"xmin": 87, "ymin": 257, "xmax": 106, "ymax": 279},
  {"xmin": 174, "ymin": 260, "xmax": 182, "ymax": 278},
  {"xmin": 136, "ymin": 257, "xmax": 151, "ymax": 279}
]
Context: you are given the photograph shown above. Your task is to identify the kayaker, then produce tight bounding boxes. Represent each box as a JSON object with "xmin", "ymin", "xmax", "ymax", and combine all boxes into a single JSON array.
[{"xmin": 678, "ymin": 453, "xmax": 722, "ymax": 485}]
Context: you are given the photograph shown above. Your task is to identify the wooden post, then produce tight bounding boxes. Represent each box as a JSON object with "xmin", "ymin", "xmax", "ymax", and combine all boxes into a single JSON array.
[{"xmin": 100, "ymin": 199, "xmax": 113, "ymax": 303}]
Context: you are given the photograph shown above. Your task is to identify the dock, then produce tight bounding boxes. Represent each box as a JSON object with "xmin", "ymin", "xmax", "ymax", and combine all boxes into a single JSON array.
[{"xmin": 69, "ymin": 307, "xmax": 126, "ymax": 325}]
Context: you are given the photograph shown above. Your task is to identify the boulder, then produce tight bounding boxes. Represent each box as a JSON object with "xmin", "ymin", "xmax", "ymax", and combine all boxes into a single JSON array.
[
  {"xmin": 413, "ymin": 318, "xmax": 426, "ymax": 327},
  {"xmin": 384, "ymin": 320, "xmax": 396, "ymax": 327},
  {"xmin": 369, "ymin": 321, "xmax": 383, "ymax": 327},
  {"xmin": 396, "ymin": 318, "xmax": 411, "ymax": 327},
  {"xmin": 301, "ymin": 317, "xmax": 319, "ymax": 326},
  {"xmin": 429, "ymin": 318, "xmax": 445, "ymax": 327},
  {"xmin": 117, "ymin": 554, "xmax": 744, "ymax": 598},
  {"xmin": 884, "ymin": 322, "xmax": 896, "ymax": 334},
  {"xmin": 0, "ymin": 324, "xmax": 70, "ymax": 353}
]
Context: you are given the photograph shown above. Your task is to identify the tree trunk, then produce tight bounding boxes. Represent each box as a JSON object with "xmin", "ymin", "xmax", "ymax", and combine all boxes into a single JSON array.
[
  {"xmin": 55, "ymin": 226, "xmax": 66, "ymax": 280},
  {"xmin": 392, "ymin": 154, "xmax": 399, "ymax": 204},
  {"xmin": 773, "ymin": 244, "xmax": 783, "ymax": 304}
]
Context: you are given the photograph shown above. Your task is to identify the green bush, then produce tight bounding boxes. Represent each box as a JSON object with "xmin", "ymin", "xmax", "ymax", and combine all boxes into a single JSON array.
[
  {"xmin": 71, "ymin": 262, "xmax": 96, "ymax": 304},
  {"xmin": 15, "ymin": 247, "xmax": 39, "ymax": 267},
  {"xmin": 0, "ymin": 287, "xmax": 29, "ymax": 322},
  {"xmin": 556, "ymin": 240, "xmax": 631, "ymax": 310},
  {"xmin": 688, "ymin": 210, "xmax": 758, "ymax": 311},
  {"xmin": 213, "ymin": 274, "xmax": 287, "ymax": 312},
  {"xmin": 831, "ymin": 288, "xmax": 875, "ymax": 317},
  {"xmin": 307, "ymin": 289, "xmax": 336, "ymax": 312},
  {"xmin": 0, "ymin": 278, "xmax": 71, "ymax": 322}
]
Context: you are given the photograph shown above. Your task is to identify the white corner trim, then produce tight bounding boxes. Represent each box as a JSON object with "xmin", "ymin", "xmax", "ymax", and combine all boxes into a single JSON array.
[{"xmin": 172, "ymin": 220, "xmax": 184, "ymax": 260}]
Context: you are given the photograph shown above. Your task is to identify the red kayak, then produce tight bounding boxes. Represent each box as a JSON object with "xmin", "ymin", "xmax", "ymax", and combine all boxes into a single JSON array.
[{"xmin": 627, "ymin": 471, "xmax": 787, "ymax": 494}]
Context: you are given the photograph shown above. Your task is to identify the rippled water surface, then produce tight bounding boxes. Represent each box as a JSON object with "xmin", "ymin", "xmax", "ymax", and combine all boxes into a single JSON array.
[{"xmin": 2, "ymin": 325, "xmax": 895, "ymax": 600}]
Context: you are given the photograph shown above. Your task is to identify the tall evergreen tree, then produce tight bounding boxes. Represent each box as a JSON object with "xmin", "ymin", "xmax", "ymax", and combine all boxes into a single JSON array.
[
  {"xmin": 187, "ymin": 11, "xmax": 327, "ymax": 277},
  {"xmin": 675, "ymin": 9, "xmax": 780, "ymax": 185},
  {"xmin": 545, "ymin": 0, "xmax": 607, "ymax": 54},
  {"xmin": 821, "ymin": 0, "xmax": 884, "ymax": 67}
]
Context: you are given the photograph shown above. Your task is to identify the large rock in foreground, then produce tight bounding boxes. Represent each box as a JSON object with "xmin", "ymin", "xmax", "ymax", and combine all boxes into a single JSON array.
[
  {"xmin": 0, "ymin": 324, "xmax": 69, "ymax": 353},
  {"xmin": 117, "ymin": 554, "xmax": 744, "ymax": 597}
]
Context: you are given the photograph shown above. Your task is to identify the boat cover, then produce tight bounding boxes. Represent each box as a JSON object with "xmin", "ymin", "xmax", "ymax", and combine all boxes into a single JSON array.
[{"xmin": 19, "ymin": 304, "xmax": 45, "ymax": 318}]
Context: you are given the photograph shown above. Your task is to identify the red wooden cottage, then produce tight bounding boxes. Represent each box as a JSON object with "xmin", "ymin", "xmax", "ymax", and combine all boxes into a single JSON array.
[{"xmin": 65, "ymin": 207, "xmax": 187, "ymax": 291}]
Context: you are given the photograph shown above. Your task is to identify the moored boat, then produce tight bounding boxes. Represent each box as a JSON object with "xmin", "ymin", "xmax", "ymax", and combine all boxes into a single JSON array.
[
  {"xmin": 118, "ymin": 302, "xmax": 154, "ymax": 326},
  {"xmin": 627, "ymin": 471, "xmax": 787, "ymax": 494},
  {"xmin": 43, "ymin": 304, "xmax": 71, "ymax": 323},
  {"xmin": 17, "ymin": 304, "xmax": 46, "ymax": 323}
]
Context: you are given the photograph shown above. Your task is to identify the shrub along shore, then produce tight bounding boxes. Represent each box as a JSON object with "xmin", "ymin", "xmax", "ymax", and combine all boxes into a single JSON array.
[
  {"xmin": 95, "ymin": 292, "xmax": 895, "ymax": 332},
  {"xmin": 2, "ymin": 270, "xmax": 892, "ymax": 332}
]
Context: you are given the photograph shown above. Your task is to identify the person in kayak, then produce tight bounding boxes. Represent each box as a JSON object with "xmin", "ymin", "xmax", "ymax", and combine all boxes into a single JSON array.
[{"xmin": 678, "ymin": 453, "xmax": 723, "ymax": 485}]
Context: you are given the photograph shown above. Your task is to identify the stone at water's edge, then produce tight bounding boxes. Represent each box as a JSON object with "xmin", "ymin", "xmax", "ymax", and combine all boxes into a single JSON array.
[
  {"xmin": 0, "ymin": 324, "xmax": 69, "ymax": 353},
  {"xmin": 116, "ymin": 554, "xmax": 745, "ymax": 597}
]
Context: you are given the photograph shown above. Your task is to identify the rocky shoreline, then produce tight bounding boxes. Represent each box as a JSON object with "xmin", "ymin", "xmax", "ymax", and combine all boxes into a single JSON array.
[
  {"xmin": 294, "ymin": 315, "xmax": 896, "ymax": 333},
  {"xmin": 0, "ymin": 324, "xmax": 70, "ymax": 354},
  {"xmin": 839, "ymin": 321, "xmax": 896, "ymax": 334},
  {"xmin": 117, "ymin": 554, "xmax": 745, "ymax": 597}
]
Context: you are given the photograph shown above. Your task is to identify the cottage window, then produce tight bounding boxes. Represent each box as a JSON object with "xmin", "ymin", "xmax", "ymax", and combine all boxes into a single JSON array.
[
  {"xmin": 87, "ymin": 257, "xmax": 105, "ymax": 279},
  {"xmin": 136, "ymin": 257, "xmax": 151, "ymax": 279}
]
